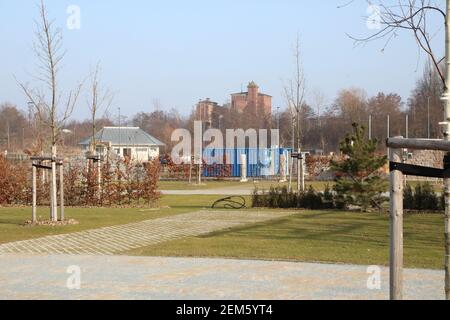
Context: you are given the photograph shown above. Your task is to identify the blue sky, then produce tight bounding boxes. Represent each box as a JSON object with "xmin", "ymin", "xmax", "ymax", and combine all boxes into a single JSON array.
[{"xmin": 0, "ymin": 0, "xmax": 445, "ymax": 120}]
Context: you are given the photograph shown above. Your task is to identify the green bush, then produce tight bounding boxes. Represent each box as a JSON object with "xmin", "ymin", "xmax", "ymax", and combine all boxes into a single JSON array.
[
  {"xmin": 403, "ymin": 182, "xmax": 441, "ymax": 211},
  {"xmin": 252, "ymin": 186, "xmax": 333, "ymax": 210},
  {"xmin": 403, "ymin": 184, "xmax": 414, "ymax": 210}
]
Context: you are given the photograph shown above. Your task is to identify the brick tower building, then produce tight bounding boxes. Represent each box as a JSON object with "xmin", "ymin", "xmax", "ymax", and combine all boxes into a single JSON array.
[
  {"xmin": 231, "ymin": 81, "xmax": 272, "ymax": 116},
  {"xmin": 195, "ymin": 98, "xmax": 225, "ymax": 128}
]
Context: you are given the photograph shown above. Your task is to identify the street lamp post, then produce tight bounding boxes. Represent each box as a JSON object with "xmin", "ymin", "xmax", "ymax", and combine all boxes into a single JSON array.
[{"xmin": 427, "ymin": 96, "xmax": 431, "ymax": 139}]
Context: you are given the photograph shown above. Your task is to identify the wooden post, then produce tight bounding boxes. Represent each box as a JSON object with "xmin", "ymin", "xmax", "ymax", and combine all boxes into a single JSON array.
[
  {"xmin": 288, "ymin": 152, "xmax": 293, "ymax": 192},
  {"xmin": 443, "ymin": 0, "xmax": 450, "ymax": 299},
  {"xmin": 444, "ymin": 155, "xmax": 450, "ymax": 300},
  {"xmin": 197, "ymin": 162, "xmax": 202, "ymax": 185},
  {"xmin": 51, "ymin": 165, "xmax": 58, "ymax": 221},
  {"xmin": 390, "ymin": 144, "xmax": 404, "ymax": 300},
  {"xmin": 279, "ymin": 154, "xmax": 287, "ymax": 183},
  {"xmin": 32, "ymin": 163, "xmax": 37, "ymax": 223},
  {"xmin": 295, "ymin": 150, "xmax": 306, "ymax": 193},
  {"xmin": 59, "ymin": 162, "xmax": 64, "ymax": 221},
  {"xmin": 189, "ymin": 156, "xmax": 193, "ymax": 184},
  {"xmin": 97, "ymin": 158, "xmax": 102, "ymax": 200}
]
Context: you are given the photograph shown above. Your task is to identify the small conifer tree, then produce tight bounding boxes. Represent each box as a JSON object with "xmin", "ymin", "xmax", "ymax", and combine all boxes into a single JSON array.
[{"xmin": 331, "ymin": 123, "xmax": 387, "ymax": 211}]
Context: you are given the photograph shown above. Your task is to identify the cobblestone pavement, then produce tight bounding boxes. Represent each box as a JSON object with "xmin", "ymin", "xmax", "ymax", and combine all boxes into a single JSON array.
[
  {"xmin": 0, "ymin": 255, "xmax": 444, "ymax": 300},
  {"xmin": 0, "ymin": 210, "xmax": 293, "ymax": 255}
]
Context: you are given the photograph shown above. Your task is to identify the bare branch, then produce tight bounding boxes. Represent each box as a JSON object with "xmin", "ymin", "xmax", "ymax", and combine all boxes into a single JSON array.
[{"xmin": 347, "ymin": 0, "xmax": 446, "ymax": 86}]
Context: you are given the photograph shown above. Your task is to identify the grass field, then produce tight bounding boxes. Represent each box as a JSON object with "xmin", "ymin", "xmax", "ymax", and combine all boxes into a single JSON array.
[
  {"xmin": 0, "ymin": 193, "xmax": 446, "ymax": 270},
  {"xmin": 125, "ymin": 209, "xmax": 445, "ymax": 270},
  {"xmin": 159, "ymin": 180, "xmax": 335, "ymax": 191},
  {"xmin": 0, "ymin": 195, "xmax": 233, "ymax": 244},
  {"xmin": 159, "ymin": 179, "xmax": 443, "ymax": 192}
]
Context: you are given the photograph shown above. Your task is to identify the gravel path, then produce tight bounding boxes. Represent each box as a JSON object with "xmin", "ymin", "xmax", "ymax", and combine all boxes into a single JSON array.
[
  {"xmin": 0, "ymin": 210, "xmax": 293, "ymax": 255},
  {"xmin": 0, "ymin": 255, "xmax": 444, "ymax": 300}
]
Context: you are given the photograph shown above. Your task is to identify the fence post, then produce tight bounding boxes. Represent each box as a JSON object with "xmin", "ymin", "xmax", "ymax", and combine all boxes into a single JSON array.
[
  {"xmin": 279, "ymin": 154, "xmax": 287, "ymax": 182},
  {"xmin": 59, "ymin": 162, "xmax": 64, "ymax": 222},
  {"xmin": 390, "ymin": 142, "xmax": 404, "ymax": 300},
  {"xmin": 32, "ymin": 163, "xmax": 37, "ymax": 223}
]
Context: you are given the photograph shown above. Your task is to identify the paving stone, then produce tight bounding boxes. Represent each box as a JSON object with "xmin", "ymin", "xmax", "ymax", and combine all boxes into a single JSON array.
[
  {"xmin": 0, "ymin": 255, "xmax": 444, "ymax": 300},
  {"xmin": 0, "ymin": 210, "xmax": 293, "ymax": 256}
]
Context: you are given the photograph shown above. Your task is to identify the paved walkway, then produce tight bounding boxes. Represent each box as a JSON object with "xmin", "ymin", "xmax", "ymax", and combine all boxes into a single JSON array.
[
  {"xmin": 0, "ymin": 210, "xmax": 293, "ymax": 255},
  {"xmin": 0, "ymin": 255, "xmax": 444, "ymax": 300}
]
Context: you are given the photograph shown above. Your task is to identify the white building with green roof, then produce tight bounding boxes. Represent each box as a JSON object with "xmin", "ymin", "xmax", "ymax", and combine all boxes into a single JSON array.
[{"xmin": 80, "ymin": 127, "xmax": 165, "ymax": 162}]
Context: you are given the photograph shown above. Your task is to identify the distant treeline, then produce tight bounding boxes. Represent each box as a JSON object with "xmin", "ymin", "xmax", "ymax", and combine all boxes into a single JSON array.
[{"xmin": 0, "ymin": 62, "xmax": 442, "ymax": 155}]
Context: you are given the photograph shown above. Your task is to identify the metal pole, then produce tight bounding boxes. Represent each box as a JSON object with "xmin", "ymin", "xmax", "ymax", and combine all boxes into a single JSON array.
[
  {"xmin": 6, "ymin": 121, "xmax": 10, "ymax": 151},
  {"xmin": 405, "ymin": 114, "xmax": 409, "ymax": 139},
  {"xmin": 387, "ymin": 114, "xmax": 390, "ymax": 155},
  {"xmin": 390, "ymin": 141, "xmax": 404, "ymax": 300},
  {"xmin": 387, "ymin": 114, "xmax": 390, "ymax": 138},
  {"xmin": 118, "ymin": 107, "xmax": 121, "ymax": 155},
  {"xmin": 297, "ymin": 150, "xmax": 301, "ymax": 193},
  {"xmin": 277, "ymin": 106, "xmax": 280, "ymax": 131},
  {"xmin": 428, "ymin": 96, "xmax": 431, "ymax": 139},
  {"xmin": 443, "ymin": 0, "xmax": 450, "ymax": 300}
]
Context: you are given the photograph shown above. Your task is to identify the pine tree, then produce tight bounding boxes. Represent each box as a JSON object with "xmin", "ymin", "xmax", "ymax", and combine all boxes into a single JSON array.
[{"xmin": 331, "ymin": 123, "xmax": 387, "ymax": 211}]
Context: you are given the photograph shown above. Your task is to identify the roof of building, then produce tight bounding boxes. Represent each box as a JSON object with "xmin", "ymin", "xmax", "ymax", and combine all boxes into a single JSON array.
[
  {"xmin": 248, "ymin": 81, "xmax": 259, "ymax": 88},
  {"xmin": 79, "ymin": 127, "xmax": 165, "ymax": 147},
  {"xmin": 230, "ymin": 91, "xmax": 272, "ymax": 98}
]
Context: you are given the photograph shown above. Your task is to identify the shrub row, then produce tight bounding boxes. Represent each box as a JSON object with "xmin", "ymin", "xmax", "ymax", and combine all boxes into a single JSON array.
[
  {"xmin": 404, "ymin": 183, "xmax": 443, "ymax": 211},
  {"xmin": 252, "ymin": 186, "xmax": 335, "ymax": 210},
  {"xmin": 0, "ymin": 155, "xmax": 161, "ymax": 207}
]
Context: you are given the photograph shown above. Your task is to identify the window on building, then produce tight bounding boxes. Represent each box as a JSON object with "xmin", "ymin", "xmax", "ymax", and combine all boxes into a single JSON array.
[{"xmin": 123, "ymin": 148, "xmax": 132, "ymax": 158}]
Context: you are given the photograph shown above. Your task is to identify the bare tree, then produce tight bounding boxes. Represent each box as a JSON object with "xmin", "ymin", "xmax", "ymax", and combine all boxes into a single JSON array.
[
  {"xmin": 87, "ymin": 62, "xmax": 114, "ymax": 155},
  {"xmin": 350, "ymin": 0, "xmax": 445, "ymax": 86},
  {"xmin": 311, "ymin": 89, "xmax": 327, "ymax": 152},
  {"xmin": 17, "ymin": 0, "xmax": 83, "ymax": 221},
  {"xmin": 348, "ymin": 0, "xmax": 450, "ymax": 300},
  {"xmin": 86, "ymin": 63, "xmax": 114, "ymax": 200},
  {"xmin": 284, "ymin": 34, "xmax": 307, "ymax": 192}
]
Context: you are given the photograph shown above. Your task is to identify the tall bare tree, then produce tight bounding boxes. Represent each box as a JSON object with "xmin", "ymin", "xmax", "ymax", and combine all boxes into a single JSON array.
[
  {"xmin": 284, "ymin": 34, "xmax": 307, "ymax": 192},
  {"xmin": 87, "ymin": 62, "xmax": 114, "ymax": 155},
  {"xmin": 17, "ymin": 0, "xmax": 83, "ymax": 221},
  {"xmin": 311, "ymin": 89, "xmax": 327, "ymax": 152}
]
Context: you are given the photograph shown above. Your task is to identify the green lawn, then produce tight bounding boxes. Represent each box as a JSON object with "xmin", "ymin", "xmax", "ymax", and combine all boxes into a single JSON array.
[
  {"xmin": 125, "ymin": 209, "xmax": 445, "ymax": 270},
  {"xmin": 159, "ymin": 180, "xmax": 335, "ymax": 191},
  {"xmin": 1, "ymin": 193, "xmax": 446, "ymax": 270},
  {"xmin": 159, "ymin": 179, "xmax": 443, "ymax": 192},
  {"xmin": 0, "ymin": 195, "xmax": 231, "ymax": 244}
]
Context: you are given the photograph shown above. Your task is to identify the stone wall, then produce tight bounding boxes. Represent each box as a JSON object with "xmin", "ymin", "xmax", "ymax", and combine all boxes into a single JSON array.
[{"xmin": 405, "ymin": 149, "xmax": 444, "ymax": 182}]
